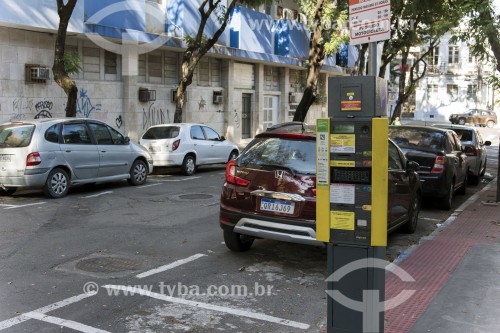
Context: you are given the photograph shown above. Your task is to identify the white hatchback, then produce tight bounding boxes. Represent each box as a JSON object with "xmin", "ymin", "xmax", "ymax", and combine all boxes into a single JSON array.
[{"xmin": 140, "ymin": 123, "xmax": 239, "ymax": 175}]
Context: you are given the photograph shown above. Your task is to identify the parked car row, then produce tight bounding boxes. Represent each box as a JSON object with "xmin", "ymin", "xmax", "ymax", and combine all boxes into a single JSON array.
[
  {"xmin": 219, "ymin": 122, "xmax": 492, "ymax": 252},
  {"xmin": 0, "ymin": 119, "xmax": 238, "ymax": 198}
]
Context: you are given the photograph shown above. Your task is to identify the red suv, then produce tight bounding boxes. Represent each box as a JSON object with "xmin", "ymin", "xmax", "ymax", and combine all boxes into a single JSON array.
[{"xmin": 219, "ymin": 123, "xmax": 421, "ymax": 251}]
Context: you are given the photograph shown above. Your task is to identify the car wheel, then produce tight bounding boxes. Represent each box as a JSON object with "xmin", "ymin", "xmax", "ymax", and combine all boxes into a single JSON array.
[
  {"xmin": 486, "ymin": 120, "xmax": 495, "ymax": 128},
  {"xmin": 458, "ymin": 118, "xmax": 466, "ymax": 125},
  {"xmin": 0, "ymin": 187, "xmax": 16, "ymax": 196},
  {"xmin": 457, "ymin": 173, "xmax": 467, "ymax": 195},
  {"xmin": 402, "ymin": 192, "xmax": 420, "ymax": 234},
  {"xmin": 223, "ymin": 229, "xmax": 254, "ymax": 252},
  {"xmin": 228, "ymin": 150, "xmax": 239, "ymax": 162},
  {"xmin": 441, "ymin": 181, "xmax": 454, "ymax": 210},
  {"xmin": 43, "ymin": 168, "xmax": 69, "ymax": 199},
  {"xmin": 181, "ymin": 155, "xmax": 196, "ymax": 176},
  {"xmin": 128, "ymin": 160, "xmax": 148, "ymax": 186}
]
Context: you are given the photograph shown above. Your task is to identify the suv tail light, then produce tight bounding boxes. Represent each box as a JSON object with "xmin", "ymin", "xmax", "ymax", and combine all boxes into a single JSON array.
[
  {"xmin": 226, "ymin": 160, "xmax": 249, "ymax": 186},
  {"xmin": 172, "ymin": 139, "xmax": 180, "ymax": 151},
  {"xmin": 430, "ymin": 156, "xmax": 446, "ymax": 173},
  {"xmin": 26, "ymin": 152, "xmax": 41, "ymax": 166}
]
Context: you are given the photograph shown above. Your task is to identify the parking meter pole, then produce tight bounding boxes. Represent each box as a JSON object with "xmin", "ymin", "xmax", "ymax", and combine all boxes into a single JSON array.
[
  {"xmin": 368, "ymin": 42, "xmax": 378, "ymax": 76},
  {"xmin": 497, "ymin": 139, "xmax": 500, "ymax": 202},
  {"xmin": 317, "ymin": 77, "xmax": 388, "ymax": 333}
]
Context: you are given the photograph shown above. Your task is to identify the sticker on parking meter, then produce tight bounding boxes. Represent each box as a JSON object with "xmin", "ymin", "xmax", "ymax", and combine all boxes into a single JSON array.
[
  {"xmin": 330, "ymin": 183, "xmax": 355, "ymax": 204},
  {"xmin": 316, "ymin": 120, "xmax": 330, "ymax": 186},
  {"xmin": 330, "ymin": 211, "xmax": 355, "ymax": 230},
  {"xmin": 330, "ymin": 134, "xmax": 355, "ymax": 153}
]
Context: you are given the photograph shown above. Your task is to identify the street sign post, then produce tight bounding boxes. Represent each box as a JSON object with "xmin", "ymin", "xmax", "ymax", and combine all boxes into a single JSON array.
[{"xmin": 349, "ymin": 0, "xmax": 391, "ymax": 46}]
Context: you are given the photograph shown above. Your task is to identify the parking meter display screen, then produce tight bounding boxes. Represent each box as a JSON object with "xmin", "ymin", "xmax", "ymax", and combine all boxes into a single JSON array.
[
  {"xmin": 332, "ymin": 124, "xmax": 355, "ymax": 134},
  {"xmin": 331, "ymin": 167, "xmax": 371, "ymax": 184}
]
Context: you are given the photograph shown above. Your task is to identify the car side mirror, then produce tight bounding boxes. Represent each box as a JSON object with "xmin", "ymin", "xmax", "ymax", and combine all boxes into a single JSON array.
[
  {"xmin": 406, "ymin": 160, "xmax": 419, "ymax": 173},
  {"xmin": 484, "ymin": 140, "xmax": 491, "ymax": 146},
  {"xmin": 220, "ymin": 136, "xmax": 226, "ymax": 141},
  {"xmin": 124, "ymin": 136, "xmax": 130, "ymax": 144}
]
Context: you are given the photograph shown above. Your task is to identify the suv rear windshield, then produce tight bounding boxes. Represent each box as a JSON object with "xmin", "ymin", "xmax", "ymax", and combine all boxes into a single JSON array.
[
  {"xmin": 390, "ymin": 128, "xmax": 445, "ymax": 150},
  {"xmin": 142, "ymin": 126, "xmax": 180, "ymax": 140},
  {"xmin": 0, "ymin": 124, "xmax": 35, "ymax": 148},
  {"xmin": 239, "ymin": 137, "xmax": 316, "ymax": 174}
]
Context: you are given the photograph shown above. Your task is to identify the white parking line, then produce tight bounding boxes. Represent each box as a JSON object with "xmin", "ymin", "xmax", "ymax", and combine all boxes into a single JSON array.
[
  {"xmin": 81, "ymin": 191, "xmax": 113, "ymax": 199},
  {"xmin": 154, "ymin": 176, "xmax": 201, "ymax": 182},
  {"xmin": 137, "ymin": 183, "xmax": 162, "ymax": 189},
  {"xmin": 103, "ymin": 285, "xmax": 310, "ymax": 330},
  {"xmin": 0, "ymin": 293, "xmax": 94, "ymax": 330},
  {"xmin": 23, "ymin": 312, "xmax": 111, "ymax": 333},
  {"xmin": 0, "ymin": 202, "xmax": 47, "ymax": 210},
  {"xmin": 136, "ymin": 253, "xmax": 207, "ymax": 279}
]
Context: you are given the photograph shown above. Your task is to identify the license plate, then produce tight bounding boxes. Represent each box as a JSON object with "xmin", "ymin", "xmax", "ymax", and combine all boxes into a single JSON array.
[
  {"xmin": 0, "ymin": 155, "xmax": 11, "ymax": 162},
  {"xmin": 149, "ymin": 145, "xmax": 161, "ymax": 153},
  {"xmin": 260, "ymin": 198, "xmax": 295, "ymax": 215}
]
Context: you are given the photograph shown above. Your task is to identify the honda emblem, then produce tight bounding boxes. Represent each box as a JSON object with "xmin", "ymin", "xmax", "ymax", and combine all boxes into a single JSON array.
[{"xmin": 275, "ymin": 170, "xmax": 285, "ymax": 179}]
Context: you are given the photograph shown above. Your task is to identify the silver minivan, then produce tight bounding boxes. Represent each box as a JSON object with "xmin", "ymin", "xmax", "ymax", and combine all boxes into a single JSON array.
[{"xmin": 0, "ymin": 118, "xmax": 153, "ymax": 198}]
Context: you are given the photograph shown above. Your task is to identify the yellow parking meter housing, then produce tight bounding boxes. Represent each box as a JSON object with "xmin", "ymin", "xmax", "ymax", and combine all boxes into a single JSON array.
[{"xmin": 316, "ymin": 77, "xmax": 388, "ymax": 246}]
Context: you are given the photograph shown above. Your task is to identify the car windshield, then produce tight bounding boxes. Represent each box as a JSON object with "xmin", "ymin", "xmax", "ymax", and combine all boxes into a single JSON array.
[
  {"xmin": 240, "ymin": 137, "xmax": 316, "ymax": 174},
  {"xmin": 142, "ymin": 126, "xmax": 180, "ymax": 140},
  {"xmin": 389, "ymin": 128, "xmax": 445, "ymax": 150},
  {"xmin": 0, "ymin": 124, "xmax": 35, "ymax": 148}
]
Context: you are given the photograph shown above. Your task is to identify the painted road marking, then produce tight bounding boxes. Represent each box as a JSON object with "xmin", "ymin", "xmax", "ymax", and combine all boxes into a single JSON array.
[
  {"xmin": 136, "ymin": 253, "xmax": 207, "ymax": 279},
  {"xmin": 23, "ymin": 312, "xmax": 111, "ymax": 333},
  {"xmin": 0, "ymin": 202, "xmax": 47, "ymax": 210},
  {"xmin": 81, "ymin": 191, "xmax": 113, "ymax": 199},
  {"xmin": 153, "ymin": 176, "xmax": 201, "ymax": 182},
  {"xmin": 0, "ymin": 293, "xmax": 94, "ymax": 330},
  {"xmin": 103, "ymin": 285, "xmax": 310, "ymax": 330},
  {"xmin": 137, "ymin": 183, "xmax": 162, "ymax": 189}
]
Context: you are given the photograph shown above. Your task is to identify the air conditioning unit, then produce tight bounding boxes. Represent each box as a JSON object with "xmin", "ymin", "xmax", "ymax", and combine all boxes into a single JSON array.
[
  {"xmin": 213, "ymin": 91, "xmax": 223, "ymax": 104},
  {"xmin": 30, "ymin": 67, "xmax": 50, "ymax": 80},
  {"xmin": 289, "ymin": 92, "xmax": 297, "ymax": 104},
  {"xmin": 139, "ymin": 88, "xmax": 156, "ymax": 102}
]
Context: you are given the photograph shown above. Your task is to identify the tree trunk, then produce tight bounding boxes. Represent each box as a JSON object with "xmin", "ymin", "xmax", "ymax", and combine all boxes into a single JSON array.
[
  {"xmin": 293, "ymin": 0, "xmax": 325, "ymax": 122},
  {"xmin": 391, "ymin": 49, "xmax": 409, "ymax": 123},
  {"xmin": 173, "ymin": 0, "xmax": 238, "ymax": 123},
  {"xmin": 355, "ymin": 44, "xmax": 369, "ymax": 76},
  {"xmin": 52, "ymin": 0, "xmax": 78, "ymax": 118}
]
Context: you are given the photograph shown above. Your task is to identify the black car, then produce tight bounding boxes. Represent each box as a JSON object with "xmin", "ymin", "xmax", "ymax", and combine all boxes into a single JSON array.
[
  {"xmin": 220, "ymin": 123, "xmax": 421, "ymax": 251},
  {"xmin": 389, "ymin": 125, "xmax": 469, "ymax": 210}
]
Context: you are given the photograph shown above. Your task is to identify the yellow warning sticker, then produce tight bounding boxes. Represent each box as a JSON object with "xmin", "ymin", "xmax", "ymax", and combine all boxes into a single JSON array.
[
  {"xmin": 331, "ymin": 134, "xmax": 356, "ymax": 153},
  {"xmin": 330, "ymin": 211, "xmax": 355, "ymax": 230},
  {"xmin": 331, "ymin": 160, "xmax": 355, "ymax": 167}
]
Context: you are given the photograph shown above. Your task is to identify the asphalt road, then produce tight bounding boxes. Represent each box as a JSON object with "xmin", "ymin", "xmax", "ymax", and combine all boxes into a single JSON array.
[{"xmin": 0, "ymin": 126, "xmax": 498, "ymax": 333}]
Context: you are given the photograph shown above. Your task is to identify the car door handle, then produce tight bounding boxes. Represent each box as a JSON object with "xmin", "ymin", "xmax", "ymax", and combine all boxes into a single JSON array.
[
  {"xmin": 101, "ymin": 150, "xmax": 106, "ymax": 153},
  {"xmin": 65, "ymin": 150, "xmax": 72, "ymax": 153}
]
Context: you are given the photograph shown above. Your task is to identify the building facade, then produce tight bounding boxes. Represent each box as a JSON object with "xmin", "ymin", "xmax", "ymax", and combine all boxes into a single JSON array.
[
  {"xmin": 413, "ymin": 33, "xmax": 497, "ymax": 122},
  {"xmin": 0, "ymin": 0, "xmax": 350, "ymax": 144}
]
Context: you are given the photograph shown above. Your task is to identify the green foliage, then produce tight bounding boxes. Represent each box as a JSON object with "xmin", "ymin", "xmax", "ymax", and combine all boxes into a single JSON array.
[
  {"xmin": 63, "ymin": 50, "xmax": 82, "ymax": 75},
  {"xmin": 295, "ymin": 0, "xmax": 349, "ymax": 56}
]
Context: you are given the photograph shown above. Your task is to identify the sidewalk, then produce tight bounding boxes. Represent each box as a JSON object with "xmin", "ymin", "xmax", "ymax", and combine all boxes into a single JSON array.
[{"xmin": 386, "ymin": 180, "xmax": 500, "ymax": 333}]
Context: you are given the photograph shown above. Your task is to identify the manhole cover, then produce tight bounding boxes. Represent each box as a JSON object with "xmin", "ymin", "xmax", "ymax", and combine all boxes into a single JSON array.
[
  {"xmin": 179, "ymin": 194, "xmax": 213, "ymax": 200},
  {"xmin": 76, "ymin": 257, "xmax": 140, "ymax": 273}
]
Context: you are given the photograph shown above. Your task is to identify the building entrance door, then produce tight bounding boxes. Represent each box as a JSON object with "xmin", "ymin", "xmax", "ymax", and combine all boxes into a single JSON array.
[
  {"xmin": 242, "ymin": 94, "xmax": 252, "ymax": 139},
  {"xmin": 263, "ymin": 95, "xmax": 279, "ymax": 131}
]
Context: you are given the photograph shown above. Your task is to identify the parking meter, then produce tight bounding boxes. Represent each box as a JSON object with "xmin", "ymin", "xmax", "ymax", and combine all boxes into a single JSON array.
[{"xmin": 316, "ymin": 76, "xmax": 388, "ymax": 333}]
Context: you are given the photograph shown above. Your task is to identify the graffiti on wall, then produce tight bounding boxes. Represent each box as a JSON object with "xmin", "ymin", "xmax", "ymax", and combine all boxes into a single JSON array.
[
  {"xmin": 233, "ymin": 109, "xmax": 240, "ymax": 128},
  {"xmin": 198, "ymin": 97, "xmax": 206, "ymax": 110},
  {"xmin": 115, "ymin": 115, "xmax": 123, "ymax": 129},
  {"xmin": 77, "ymin": 89, "xmax": 102, "ymax": 118},
  {"xmin": 34, "ymin": 101, "xmax": 53, "ymax": 119},
  {"xmin": 143, "ymin": 103, "xmax": 170, "ymax": 129}
]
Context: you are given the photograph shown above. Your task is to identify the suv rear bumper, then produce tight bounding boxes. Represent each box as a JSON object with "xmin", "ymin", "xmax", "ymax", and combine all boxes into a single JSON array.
[{"xmin": 220, "ymin": 210, "xmax": 322, "ymax": 246}]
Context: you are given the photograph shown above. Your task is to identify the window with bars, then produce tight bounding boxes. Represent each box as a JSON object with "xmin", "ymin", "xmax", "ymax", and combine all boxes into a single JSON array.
[
  {"xmin": 196, "ymin": 58, "xmax": 222, "ymax": 87},
  {"xmin": 447, "ymin": 84, "xmax": 459, "ymax": 102},
  {"xmin": 467, "ymin": 85, "xmax": 477, "ymax": 101},
  {"xmin": 104, "ymin": 51, "xmax": 117, "ymax": 75},
  {"xmin": 427, "ymin": 84, "xmax": 439, "ymax": 100},
  {"xmin": 448, "ymin": 45, "xmax": 460, "ymax": 64},
  {"xmin": 432, "ymin": 46, "xmax": 439, "ymax": 65},
  {"xmin": 264, "ymin": 66, "xmax": 279, "ymax": 91}
]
